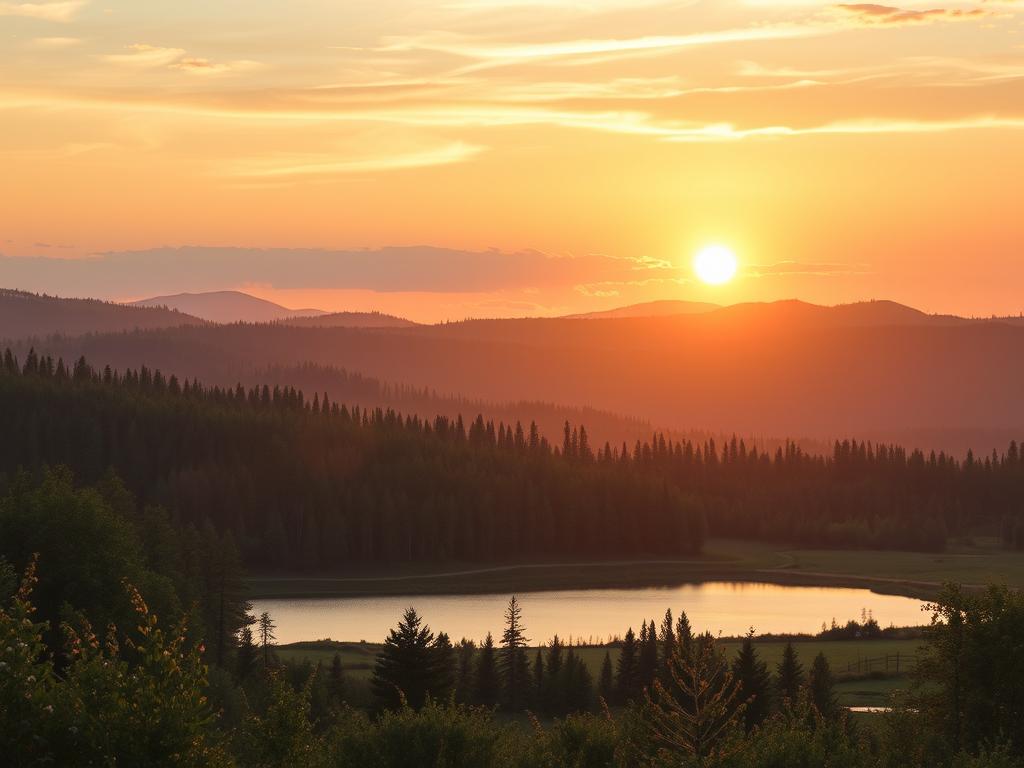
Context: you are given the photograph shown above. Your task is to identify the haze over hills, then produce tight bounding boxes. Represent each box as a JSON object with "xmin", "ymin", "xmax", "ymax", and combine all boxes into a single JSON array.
[
  {"xmin": 0, "ymin": 288, "xmax": 205, "ymax": 340},
  {"xmin": 12, "ymin": 293, "xmax": 1024, "ymax": 456},
  {"xmin": 131, "ymin": 290, "xmax": 328, "ymax": 324},
  {"xmin": 565, "ymin": 299, "xmax": 720, "ymax": 319},
  {"xmin": 281, "ymin": 311, "xmax": 418, "ymax": 329}
]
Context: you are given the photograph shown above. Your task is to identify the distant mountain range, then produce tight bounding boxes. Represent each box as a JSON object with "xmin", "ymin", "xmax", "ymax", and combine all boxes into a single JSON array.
[
  {"xmin": 0, "ymin": 288, "xmax": 204, "ymax": 340},
  {"xmin": 131, "ymin": 290, "xmax": 328, "ymax": 324},
  {"xmin": 281, "ymin": 311, "xmax": 418, "ymax": 329},
  {"xmin": 565, "ymin": 299, "xmax": 720, "ymax": 319},
  {"xmin": 7, "ymin": 289, "xmax": 1024, "ymax": 455}
]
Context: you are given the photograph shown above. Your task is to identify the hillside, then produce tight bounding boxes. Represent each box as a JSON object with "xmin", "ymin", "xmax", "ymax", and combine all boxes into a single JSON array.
[
  {"xmin": 565, "ymin": 300, "xmax": 719, "ymax": 319},
  {"xmin": 280, "ymin": 311, "xmax": 417, "ymax": 329},
  {"xmin": 131, "ymin": 290, "xmax": 326, "ymax": 323},
  {"xmin": 0, "ymin": 288, "xmax": 204, "ymax": 341},
  {"xmin": 14, "ymin": 298, "xmax": 1024, "ymax": 455}
]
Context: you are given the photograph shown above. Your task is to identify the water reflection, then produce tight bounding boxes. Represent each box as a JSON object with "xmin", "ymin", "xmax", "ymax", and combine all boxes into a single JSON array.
[{"xmin": 251, "ymin": 581, "xmax": 928, "ymax": 645}]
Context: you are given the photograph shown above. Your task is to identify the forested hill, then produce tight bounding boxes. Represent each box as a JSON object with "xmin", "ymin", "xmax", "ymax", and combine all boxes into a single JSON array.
[
  {"xmin": 2, "ymin": 348, "xmax": 1024, "ymax": 561},
  {"xmin": 18, "ymin": 303, "xmax": 1024, "ymax": 456},
  {"xmin": 0, "ymin": 288, "xmax": 205, "ymax": 339},
  {"xmin": 0, "ymin": 349, "xmax": 705, "ymax": 570}
]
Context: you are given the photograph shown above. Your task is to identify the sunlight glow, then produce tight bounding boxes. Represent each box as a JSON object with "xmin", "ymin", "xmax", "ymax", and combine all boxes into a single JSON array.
[{"xmin": 694, "ymin": 245, "xmax": 739, "ymax": 285}]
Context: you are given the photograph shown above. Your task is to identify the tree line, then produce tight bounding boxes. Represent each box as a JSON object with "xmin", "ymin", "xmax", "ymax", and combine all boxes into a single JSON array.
[
  {"xmin": 3, "ymin": 348, "xmax": 1024, "ymax": 561},
  {"xmin": 0, "ymin": 349, "xmax": 705, "ymax": 570}
]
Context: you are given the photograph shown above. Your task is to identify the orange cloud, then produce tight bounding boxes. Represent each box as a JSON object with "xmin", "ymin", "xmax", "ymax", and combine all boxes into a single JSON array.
[{"xmin": 834, "ymin": 3, "xmax": 988, "ymax": 25}]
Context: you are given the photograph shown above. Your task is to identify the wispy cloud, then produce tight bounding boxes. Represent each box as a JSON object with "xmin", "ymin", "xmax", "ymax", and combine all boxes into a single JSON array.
[
  {"xmin": 169, "ymin": 57, "xmax": 265, "ymax": 76},
  {"xmin": 101, "ymin": 44, "xmax": 187, "ymax": 68},
  {"xmin": 833, "ymin": 3, "xmax": 989, "ymax": 25},
  {"xmin": 28, "ymin": 36, "xmax": 82, "ymax": 48},
  {"xmin": 224, "ymin": 142, "xmax": 485, "ymax": 178},
  {"xmin": 0, "ymin": 0, "xmax": 86, "ymax": 21},
  {"xmin": 745, "ymin": 260, "xmax": 873, "ymax": 277}
]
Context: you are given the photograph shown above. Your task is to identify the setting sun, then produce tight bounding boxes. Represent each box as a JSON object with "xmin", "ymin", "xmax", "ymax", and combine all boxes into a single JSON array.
[{"xmin": 694, "ymin": 245, "xmax": 738, "ymax": 286}]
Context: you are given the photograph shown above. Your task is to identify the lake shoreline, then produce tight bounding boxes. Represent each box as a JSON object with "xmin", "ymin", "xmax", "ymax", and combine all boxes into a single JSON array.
[{"xmin": 247, "ymin": 561, "xmax": 947, "ymax": 602}]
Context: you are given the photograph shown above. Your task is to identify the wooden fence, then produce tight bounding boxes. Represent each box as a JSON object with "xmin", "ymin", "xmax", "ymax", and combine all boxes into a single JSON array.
[{"xmin": 845, "ymin": 653, "xmax": 917, "ymax": 675}]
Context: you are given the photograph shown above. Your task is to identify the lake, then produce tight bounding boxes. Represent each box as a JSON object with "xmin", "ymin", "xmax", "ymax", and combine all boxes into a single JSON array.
[{"xmin": 252, "ymin": 581, "xmax": 929, "ymax": 645}]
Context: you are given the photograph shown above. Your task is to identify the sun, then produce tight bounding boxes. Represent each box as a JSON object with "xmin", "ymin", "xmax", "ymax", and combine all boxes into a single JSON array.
[{"xmin": 693, "ymin": 245, "xmax": 738, "ymax": 286}]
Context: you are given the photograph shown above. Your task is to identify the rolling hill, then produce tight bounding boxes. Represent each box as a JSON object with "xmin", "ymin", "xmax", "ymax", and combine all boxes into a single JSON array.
[
  {"xmin": 0, "ymin": 288, "xmax": 204, "ymax": 341},
  {"xmin": 131, "ymin": 290, "xmax": 327, "ymax": 324},
  {"xmin": 11, "ymin": 296, "xmax": 1024, "ymax": 455}
]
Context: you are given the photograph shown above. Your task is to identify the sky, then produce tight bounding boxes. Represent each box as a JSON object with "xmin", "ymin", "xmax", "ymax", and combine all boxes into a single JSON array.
[{"xmin": 1, "ymin": 0, "xmax": 1023, "ymax": 322}]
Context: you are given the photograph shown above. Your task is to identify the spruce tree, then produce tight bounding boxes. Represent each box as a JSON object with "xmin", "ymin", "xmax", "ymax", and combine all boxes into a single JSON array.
[
  {"xmin": 639, "ymin": 619, "xmax": 659, "ymax": 689},
  {"xmin": 731, "ymin": 630, "xmax": 772, "ymax": 732},
  {"xmin": 658, "ymin": 609, "xmax": 676, "ymax": 681},
  {"xmin": 455, "ymin": 638, "xmax": 476, "ymax": 703},
  {"xmin": 616, "ymin": 627, "xmax": 640, "ymax": 703},
  {"xmin": 776, "ymin": 641, "xmax": 804, "ymax": 706},
  {"xmin": 532, "ymin": 649, "xmax": 545, "ymax": 707},
  {"xmin": 371, "ymin": 607, "xmax": 444, "ymax": 710},
  {"xmin": 808, "ymin": 652, "xmax": 838, "ymax": 720},
  {"xmin": 675, "ymin": 610, "xmax": 694, "ymax": 661},
  {"xmin": 598, "ymin": 650, "xmax": 615, "ymax": 704},
  {"xmin": 432, "ymin": 631, "xmax": 456, "ymax": 701},
  {"xmin": 257, "ymin": 611, "xmax": 276, "ymax": 669},
  {"xmin": 329, "ymin": 652, "xmax": 346, "ymax": 706},
  {"xmin": 236, "ymin": 625, "xmax": 256, "ymax": 680},
  {"xmin": 475, "ymin": 632, "xmax": 499, "ymax": 707},
  {"xmin": 499, "ymin": 596, "xmax": 530, "ymax": 711}
]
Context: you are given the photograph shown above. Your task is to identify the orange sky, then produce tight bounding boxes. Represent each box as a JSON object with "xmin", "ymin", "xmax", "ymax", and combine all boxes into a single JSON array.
[{"xmin": 1, "ymin": 0, "xmax": 1023, "ymax": 322}]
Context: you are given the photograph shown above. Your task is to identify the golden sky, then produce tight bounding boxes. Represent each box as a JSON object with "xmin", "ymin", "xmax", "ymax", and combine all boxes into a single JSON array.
[{"xmin": 2, "ymin": 0, "xmax": 1023, "ymax": 321}]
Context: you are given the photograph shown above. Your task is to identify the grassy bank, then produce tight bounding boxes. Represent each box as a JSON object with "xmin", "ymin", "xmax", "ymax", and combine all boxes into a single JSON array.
[
  {"xmin": 248, "ymin": 538, "xmax": 1024, "ymax": 602},
  {"xmin": 275, "ymin": 636, "xmax": 923, "ymax": 710}
]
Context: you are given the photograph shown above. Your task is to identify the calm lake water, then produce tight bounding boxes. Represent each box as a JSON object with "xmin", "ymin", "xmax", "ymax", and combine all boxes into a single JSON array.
[{"xmin": 252, "ymin": 582, "xmax": 929, "ymax": 645}]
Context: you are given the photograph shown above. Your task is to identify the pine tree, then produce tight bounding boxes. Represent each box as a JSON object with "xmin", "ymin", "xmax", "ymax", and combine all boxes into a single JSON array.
[
  {"xmin": 329, "ymin": 651, "xmax": 346, "ymax": 706},
  {"xmin": 236, "ymin": 625, "xmax": 257, "ymax": 680},
  {"xmin": 455, "ymin": 638, "xmax": 476, "ymax": 703},
  {"xmin": 658, "ymin": 609, "xmax": 676, "ymax": 681},
  {"xmin": 200, "ymin": 525, "xmax": 252, "ymax": 669},
  {"xmin": 257, "ymin": 611, "xmax": 276, "ymax": 669},
  {"xmin": 432, "ymin": 631, "xmax": 456, "ymax": 701},
  {"xmin": 808, "ymin": 652, "xmax": 838, "ymax": 720},
  {"xmin": 532, "ymin": 648, "xmax": 545, "ymax": 707},
  {"xmin": 776, "ymin": 641, "xmax": 804, "ymax": 706},
  {"xmin": 616, "ymin": 627, "xmax": 640, "ymax": 703},
  {"xmin": 641, "ymin": 637, "xmax": 746, "ymax": 762},
  {"xmin": 598, "ymin": 650, "xmax": 614, "ymax": 704},
  {"xmin": 675, "ymin": 610, "xmax": 694, "ymax": 661},
  {"xmin": 371, "ymin": 607, "xmax": 445, "ymax": 710},
  {"xmin": 639, "ymin": 619, "xmax": 659, "ymax": 690},
  {"xmin": 475, "ymin": 632, "xmax": 499, "ymax": 707},
  {"xmin": 499, "ymin": 596, "xmax": 531, "ymax": 711},
  {"xmin": 731, "ymin": 630, "xmax": 772, "ymax": 732}
]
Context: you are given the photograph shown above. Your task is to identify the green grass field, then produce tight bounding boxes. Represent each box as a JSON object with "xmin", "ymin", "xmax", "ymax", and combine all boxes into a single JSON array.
[{"xmin": 275, "ymin": 636, "xmax": 923, "ymax": 709}]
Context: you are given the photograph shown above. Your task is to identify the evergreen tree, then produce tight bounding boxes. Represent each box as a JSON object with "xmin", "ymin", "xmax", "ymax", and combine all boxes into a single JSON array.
[
  {"xmin": 236, "ymin": 625, "xmax": 257, "ymax": 680},
  {"xmin": 675, "ymin": 610, "xmax": 694, "ymax": 661},
  {"xmin": 258, "ymin": 611, "xmax": 276, "ymax": 669},
  {"xmin": 808, "ymin": 652, "xmax": 838, "ymax": 720},
  {"xmin": 616, "ymin": 627, "xmax": 640, "ymax": 703},
  {"xmin": 532, "ymin": 649, "xmax": 545, "ymax": 707},
  {"xmin": 658, "ymin": 609, "xmax": 676, "ymax": 681},
  {"xmin": 200, "ymin": 524, "xmax": 252, "ymax": 669},
  {"xmin": 371, "ymin": 607, "xmax": 446, "ymax": 710},
  {"xmin": 641, "ymin": 637, "xmax": 746, "ymax": 762},
  {"xmin": 639, "ymin": 619, "xmax": 659, "ymax": 690},
  {"xmin": 776, "ymin": 641, "xmax": 804, "ymax": 706},
  {"xmin": 731, "ymin": 630, "xmax": 772, "ymax": 732},
  {"xmin": 475, "ymin": 632, "xmax": 499, "ymax": 707},
  {"xmin": 329, "ymin": 652, "xmax": 346, "ymax": 706},
  {"xmin": 432, "ymin": 631, "xmax": 456, "ymax": 701},
  {"xmin": 598, "ymin": 650, "xmax": 614, "ymax": 704},
  {"xmin": 455, "ymin": 638, "xmax": 476, "ymax": 703},
  {"xmin": 499, "ymin": 596, "xmax": 530, "ymax": 711}
]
